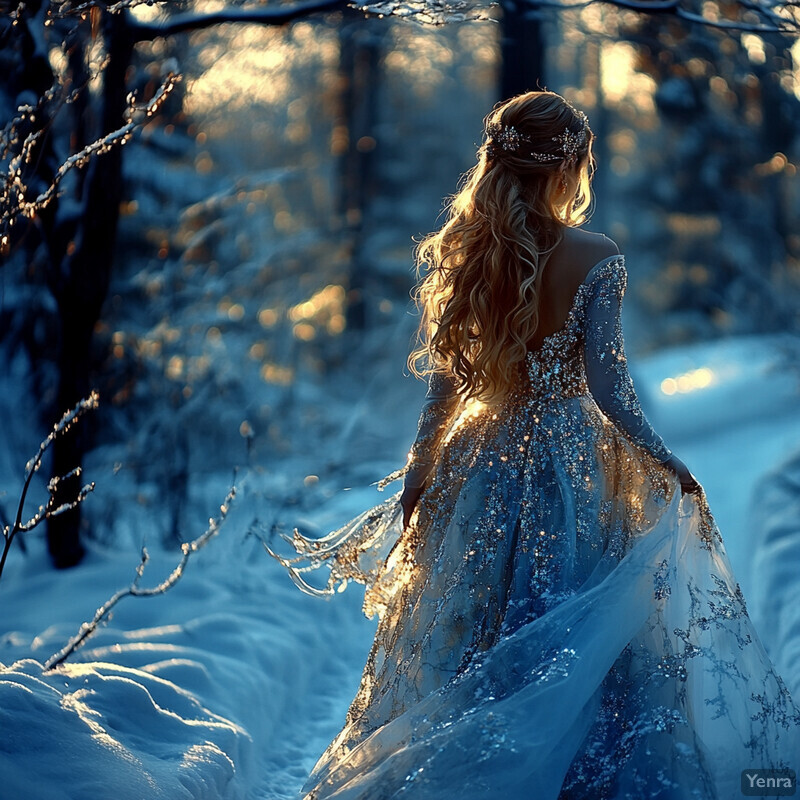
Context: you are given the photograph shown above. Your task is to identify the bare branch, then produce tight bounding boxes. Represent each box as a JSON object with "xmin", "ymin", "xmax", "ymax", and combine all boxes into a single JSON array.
[
  {"xmin": 0, "ymin": 394, "xmax": 99, "ymax": 583},
  {"xmin": 44, "ymin": 484, "xmax": 237, "ymax": 670},
  {"xmin": 52, "ymin": 0, "xmax": 157, "ymax": 12},
  {"xmin": 1, "ymin": 74, "xmax": 180, "ymax": 250},
  {"xmin": 18, "ymin": 472, "xmax": 96, "ymax": 533},
  {"xmin": 54, "ymin": 0, "xmax": 351, "ymax": 38},
  {"xmin": 355, "ymin": 0, "xmax": 800, "ymax": 31},
  {"xmin": 43, "ymin": 0, "xmax": 800, "ymax": 47},
  {"xmin": 352, "ymin": 0, "xmax": 490, "ymax": 23}
]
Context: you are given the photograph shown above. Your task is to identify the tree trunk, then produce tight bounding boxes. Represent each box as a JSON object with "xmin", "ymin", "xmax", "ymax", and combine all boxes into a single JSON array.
[
  {"xmin": 337, "ymin": 14, "xmax": 383, "ymax": 330},
  {"xmin": 500, "ymin": 0, "xmax": 545, "ymax": 101},
  {"xmin": 47, "ymin": 11, "xmax": 133, "ymax": 567}
]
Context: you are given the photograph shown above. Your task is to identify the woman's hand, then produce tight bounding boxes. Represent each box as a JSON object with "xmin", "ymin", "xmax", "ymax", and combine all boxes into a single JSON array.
[
  {"xmin": 400, "ymin": 484, "xmax": 425, "ymax": 530},
  {"xmin": 663, "ymin": 453, "xmax": 701, "ymax": 495}
]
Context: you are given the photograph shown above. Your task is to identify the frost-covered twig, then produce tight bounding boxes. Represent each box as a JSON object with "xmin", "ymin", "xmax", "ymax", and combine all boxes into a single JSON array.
[
  {"xmin": 130, "ymin": 0, "xmax": 348, "ymax": 37},
  {"xmin": 44, "ymin": 484, "xmax": 237, "ymax": 670},
  {"xmin": 0, "ymin": 393, "xmax": 98, "ymax": 583},
  {"xmin": 0, "ymin": 74, "xmax": 180, "ymax": 250},
  {"xmin": 50, "ymin": 0, "xmax": 347, "ymax": 31},
  {"xmin": 51, "ymin": 0, "xmax": 160, "ymax": 12},
  {"xmin": 514, "ymin": 0, "xmax": 800, "ymax": 31},
  {"xmin": 50, "ymin": 0, "xmax": 799, "ymax": 35}
]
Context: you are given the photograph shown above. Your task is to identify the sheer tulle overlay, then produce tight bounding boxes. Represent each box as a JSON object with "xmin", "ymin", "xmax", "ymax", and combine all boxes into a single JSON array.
[{"xmin": 267, "ymin": 257, "xmax": 799, "ymax": 799}]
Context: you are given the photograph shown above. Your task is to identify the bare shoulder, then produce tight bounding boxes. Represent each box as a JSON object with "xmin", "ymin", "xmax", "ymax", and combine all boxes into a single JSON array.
[{"xmin": 554, "ymin": 228, "xmax": 620, "ymax": 284}]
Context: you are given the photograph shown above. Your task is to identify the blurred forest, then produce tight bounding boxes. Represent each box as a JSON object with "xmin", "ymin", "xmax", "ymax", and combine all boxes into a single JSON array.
[{"xmin": 2, "ymin": 0, "xmax": 800, "ymax": 567}]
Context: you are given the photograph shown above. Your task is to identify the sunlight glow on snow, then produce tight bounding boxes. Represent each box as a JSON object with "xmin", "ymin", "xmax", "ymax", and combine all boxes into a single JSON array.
[
  {"xmin": 660, "ymin": 367, "xmax": 715, "ymax": 396},
  {"xmin": 184, "ymin": 22, "xmax": 338, "ymax": 115},
  {"xmin": 741, "ymin": 34, "xmax": 767, "ymax": 66},
  {"xmin": 48, "ymin": 46, "xmax": 67, "ymax": 76},
  {"xmin": 288, "ymin": 284, "xmax": 346, "ymax": 339},
  {"xmin": 130, "ymin": 3, "xmax": 164, "ymax": 22},
  {"xmin": 384, "ymin": 25, "xmax": 496, "ymax": 100},
  {"xmin": 600, "ymin": 42, "xmax": 656, "ymax": 113},
  {"xmin": 60, "ymin": 690, "xmax": 113, "ymax": 739},
  {"xmin": 791, "ymin": 40, "xmax": 800, "ymax": 101},
  {"xmin": 260, "ymin": 363, "xmax": 294, "ymax": 385}
]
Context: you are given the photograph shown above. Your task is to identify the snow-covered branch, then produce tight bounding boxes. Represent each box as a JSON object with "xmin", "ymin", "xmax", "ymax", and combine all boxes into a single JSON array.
[
  {"xmin": 126, "ymin": 0, "xmax": 349, "ymax": 39},
  {"xmin": 0, "ymin": 393, "xmax": 99, "ymax": 583},
  {"xmin": 44, "ymin": 483, "xmax": 237, "ymax": 670},
  {"xmin": 518, "ymin": 0, "xmax": 800, "ymax": 32},
  {"xmin": 51, "ymin": 0, "xmax": 155, "ymax": 12},
  {"xmin": 0, "ymin": 74, "xmax": 180, "ymax": 251},
  {"xmin": 49, "ymin": 0, "xmax": 800, "ymax": 35},
  {"xmin": 351, "ymin": 0, "xmax": 800, "ymax": 30}
]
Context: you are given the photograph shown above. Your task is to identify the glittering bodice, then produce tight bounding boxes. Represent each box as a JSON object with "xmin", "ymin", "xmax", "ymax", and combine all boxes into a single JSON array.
[
  {"xmin": 400, "ymin": 257, "xmax": 672, "ymax": 493},
  {"xmin": 518, "ymin": 281, "xmax": 593, "ymax": 404}
]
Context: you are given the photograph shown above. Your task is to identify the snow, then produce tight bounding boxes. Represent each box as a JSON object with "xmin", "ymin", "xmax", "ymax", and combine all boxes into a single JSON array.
[
  {"xmin": 634, "ymin": 334, "xmax": 800, "ymax": 589},
  {"xmin": 1, "ymin": 334, "xmax": 799, "ymax": 799},
  {"xmin": 0, "ymin": 507, "xmax": 377, "ymax": 800}
]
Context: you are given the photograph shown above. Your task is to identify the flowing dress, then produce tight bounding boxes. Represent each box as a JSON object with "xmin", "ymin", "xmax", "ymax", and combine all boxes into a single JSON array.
[{"xmin": 267, "ymin": 255, "xmax": 800, "ymax": 799}]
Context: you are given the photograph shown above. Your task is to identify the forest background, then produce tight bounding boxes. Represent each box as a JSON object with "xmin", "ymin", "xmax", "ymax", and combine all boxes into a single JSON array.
[
  {"xmin": 3, "ymin": 0, "xmax": 800, "ymax": 563},
  {"xmin": 1, "ymin": 1, "xmax": 800, "ymax": 797}
]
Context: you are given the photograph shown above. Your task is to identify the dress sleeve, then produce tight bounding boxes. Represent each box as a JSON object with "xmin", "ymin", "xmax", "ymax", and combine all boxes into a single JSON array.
[
  {"xmin": 583, "ymin": 260, "xmax": 673, "ymax": 464},
  {"xmin": 403, "ymin": 372, "xmax": 461, "ymax": 489}
]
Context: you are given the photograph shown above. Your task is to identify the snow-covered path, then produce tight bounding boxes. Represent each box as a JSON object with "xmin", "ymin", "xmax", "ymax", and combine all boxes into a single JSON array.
[{"xmin": 1, "ymin": 335, "xmax": 799, "ymax": 799}]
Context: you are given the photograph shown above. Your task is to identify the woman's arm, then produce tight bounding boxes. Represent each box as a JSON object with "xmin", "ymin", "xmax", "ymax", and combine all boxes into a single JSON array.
[
  {"xmin": 583, "ymin": 259, "xmax": 674, "ymax": 463},
  {"xmin": 399, "ymin": 372, "xmax": 461, "ymax": 527},
  {"xmin": 404, "ymin": 372, "xmax": 460, "ymax": 487}
]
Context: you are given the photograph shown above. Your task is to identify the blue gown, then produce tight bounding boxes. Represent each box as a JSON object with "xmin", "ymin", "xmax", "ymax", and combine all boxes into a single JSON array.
[{"xmin": 267, "ymin": 255, "xmax": 800, "ymax": 799}]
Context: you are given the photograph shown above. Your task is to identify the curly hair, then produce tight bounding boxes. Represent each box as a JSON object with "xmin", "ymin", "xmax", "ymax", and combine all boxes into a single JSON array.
[{"xmin": 409, "ymin": 91, "xmax": 595, "ymax": 403}]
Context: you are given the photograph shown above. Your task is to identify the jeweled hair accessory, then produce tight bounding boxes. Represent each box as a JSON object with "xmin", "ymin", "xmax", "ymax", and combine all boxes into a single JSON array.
[
  {"xmin": 485, "ymin": 110, "xmax": 589, "ymax": 167},
  {"xmin": 552, "ymin": 111, "xmax": 589, "ymax": 166},
  {"xmin": 485, "ymin": 123, "xmax": 531, "ymax": 159}
]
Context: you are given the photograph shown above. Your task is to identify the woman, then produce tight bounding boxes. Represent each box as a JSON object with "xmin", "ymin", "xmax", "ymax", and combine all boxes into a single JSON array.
[{"xmin": 268, "ymin": 91, "xmax": 799, "ymax": 799}]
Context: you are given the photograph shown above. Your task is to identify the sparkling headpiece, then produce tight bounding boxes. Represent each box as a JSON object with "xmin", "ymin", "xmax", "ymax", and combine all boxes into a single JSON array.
[{"xmin": 485, "ymin": 110, "xmax": 589, "ymax": 167}]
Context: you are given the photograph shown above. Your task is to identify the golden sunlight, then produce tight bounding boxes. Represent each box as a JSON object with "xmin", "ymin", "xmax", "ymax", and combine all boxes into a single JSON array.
[
  {"xmin": 288, "ymin": 284, "xmax": 346, "ymax": 337},
  {"xmin": 184, "ymin": 23, "xmax": 338, "ymax": 115},
  {"xmin": 785, "ymin": 38, "xmax": 800, "ymax": 101},
  {"xmin": 660, "ymin": 367, "xmax": 715, "ymax": 395},
  {"xmin": 600, "ymin": 42, "xmax": 656, "ymax": 113}
]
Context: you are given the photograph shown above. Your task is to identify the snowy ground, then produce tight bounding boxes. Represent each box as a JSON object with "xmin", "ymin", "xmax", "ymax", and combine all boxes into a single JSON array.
[
  {"xmin": 0, "ymin": 481, "xmax": 381, "ymax": 800},
  {"xmin": 1, "ymin": 334, "xmax": 799, "ymax": 800}
]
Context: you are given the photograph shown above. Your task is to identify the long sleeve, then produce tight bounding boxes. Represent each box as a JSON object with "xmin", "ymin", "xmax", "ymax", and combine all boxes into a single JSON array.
[
  {"xmin": 583, "ymin": 260, "xmax": 673, "ymax": 464},
  {"xmin": 403, "ymin": 371, "xmax": 461, "ymax": 489}
]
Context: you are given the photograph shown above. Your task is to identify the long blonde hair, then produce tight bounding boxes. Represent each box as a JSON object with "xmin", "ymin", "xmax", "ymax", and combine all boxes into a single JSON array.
[{"xmin": 410, "ymin": 91, "xmax": 595, "ymax": 402}]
